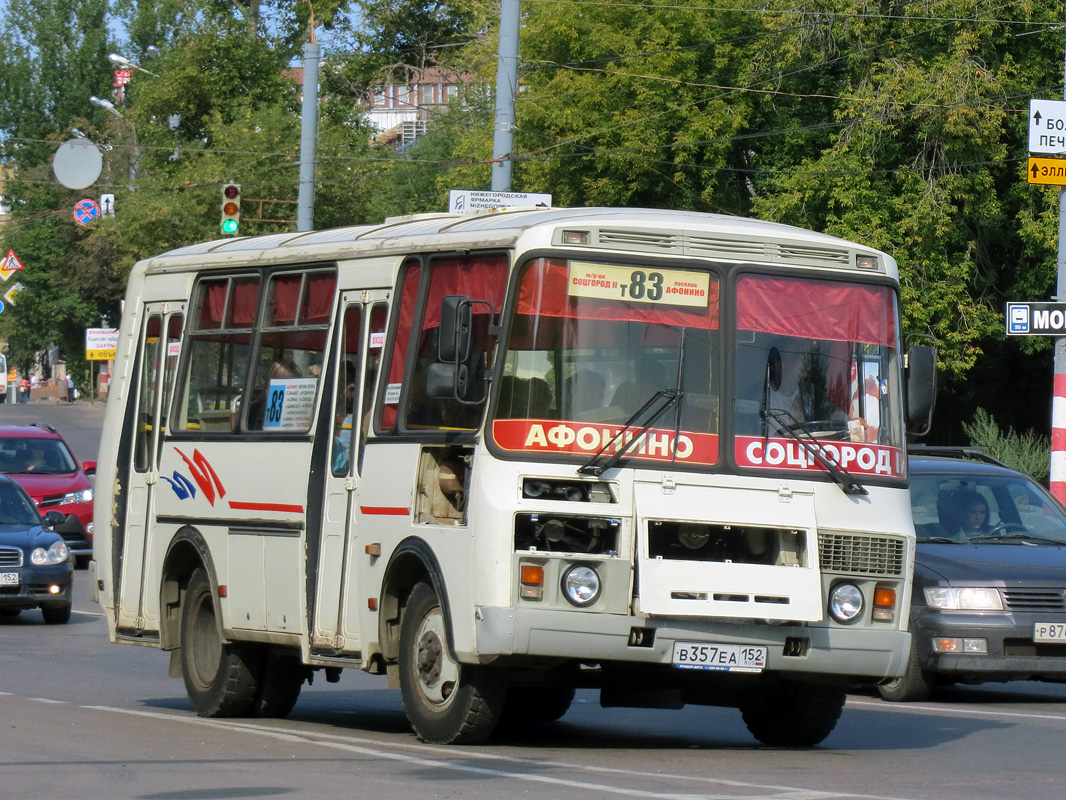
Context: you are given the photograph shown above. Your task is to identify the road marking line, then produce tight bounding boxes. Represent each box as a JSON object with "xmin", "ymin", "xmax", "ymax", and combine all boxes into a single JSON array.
[
  {"xmin": 848, "ymin": 698, "xmax": 1066, "ymax": 723},
  {"xmin": 82, "ymin": 704, "xmax": 919, "ymax": 800}
]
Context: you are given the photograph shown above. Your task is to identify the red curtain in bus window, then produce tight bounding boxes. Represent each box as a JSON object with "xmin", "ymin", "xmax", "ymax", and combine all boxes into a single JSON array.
[
  {"xmin": 515, "ymin": 259, "xmax": 719, "ymax": 329},
  {"xmin": 268, "ymin": 275, "xmax": 302, "ymax": 325},
  {"xmin": 301, "ymin": 272, "xmax": 337, "ymax": 324},
  {"xmin": 227, "ymin": 276, "xmax": 260, "ymax": 328},
  {"xmin": 421, "ymin": 254, "xmax": 508, "ymax": 329},
  {"xmin": 195, "ymin": 280, "xmax": 228, "ymax": 330},
  {"xmin": 736, "ymin": 274, "xmax": 896, "ymax": 346}
]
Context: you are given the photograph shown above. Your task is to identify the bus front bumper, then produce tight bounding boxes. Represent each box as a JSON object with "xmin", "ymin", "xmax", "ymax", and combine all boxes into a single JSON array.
[{"xmin": 472, "ymin": 606, "xmax": 909, "ymax": 682}]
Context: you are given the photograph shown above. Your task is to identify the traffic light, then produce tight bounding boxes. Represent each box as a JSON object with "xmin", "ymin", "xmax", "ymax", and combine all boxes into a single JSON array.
[{"xmin": 221, "ymin": 183, "xmax": 241, "ymax": 234}]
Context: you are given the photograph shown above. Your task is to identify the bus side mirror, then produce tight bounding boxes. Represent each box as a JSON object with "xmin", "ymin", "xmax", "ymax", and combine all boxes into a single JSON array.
[
  {"xmin": 439, "ymin": 295, "xmax": 472, "ymax": 363},
  {"xmin": 427, "ymin": 362, "xmax": 466, "ymax": 398},
  {"xmin": 905, "ymin": 344, "xmax": 937, "ymax": 436}
]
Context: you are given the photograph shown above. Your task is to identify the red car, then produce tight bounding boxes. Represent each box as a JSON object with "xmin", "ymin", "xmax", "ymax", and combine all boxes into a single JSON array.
[{"xmin": 0, "ymin": 424, "xmax": 96, "ymax": 567}]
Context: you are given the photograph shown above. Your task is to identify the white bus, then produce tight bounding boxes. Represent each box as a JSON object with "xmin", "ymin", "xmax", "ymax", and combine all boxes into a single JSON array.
[{"xmin": 92, "ymin": 207, "xmax": 936, "ymax": 746}]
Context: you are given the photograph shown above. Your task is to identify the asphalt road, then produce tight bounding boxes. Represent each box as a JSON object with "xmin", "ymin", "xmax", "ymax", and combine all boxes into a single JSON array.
[{"xmin": 3, "ymin": 400, "xmax": 1066, "ymax": 799}]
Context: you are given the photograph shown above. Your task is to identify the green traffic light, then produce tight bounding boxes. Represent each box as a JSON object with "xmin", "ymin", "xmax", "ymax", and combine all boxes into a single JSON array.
[{"xmin": 221, "ymin": 219, "xmax": 239, "ymax": 234}]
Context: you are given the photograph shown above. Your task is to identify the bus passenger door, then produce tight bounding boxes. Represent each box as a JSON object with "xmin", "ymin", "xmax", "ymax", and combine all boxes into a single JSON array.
[
  {"xmin": 117, "ymin": 304, "xmax": 184, "ymax": 632},
  {"xmin": 312, "ymin": 293, "xmax": 387, "ymax": 655}
]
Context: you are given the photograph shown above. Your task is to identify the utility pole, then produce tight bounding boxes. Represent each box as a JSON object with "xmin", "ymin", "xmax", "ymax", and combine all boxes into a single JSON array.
[
  {"xmin": 491, "ymin": 0, "xmax": 520, "ymax": 192},
  {"xmin": 297, "ymin": 9, "xmax": 320, "ymax": 232}
]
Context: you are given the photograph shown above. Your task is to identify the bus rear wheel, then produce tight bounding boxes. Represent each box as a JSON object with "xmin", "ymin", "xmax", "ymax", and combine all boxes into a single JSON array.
[
  {"xmin": 739, "ymin": 680, "xmax": 845, "ymax": 746},
  {"xmin": 399, "ymin": 582, "xmax": 505, "ymax": 744},
  {"xmin": 181, "ymin": 568, "xmax": 262, "ymax": 717},
  {"xmin": 252, "ymin": 650, "xmax": 306, "ymax": 718},
  {"xmin": 503, "ymin": 686, "xmax": 576, "ymax": 722}
]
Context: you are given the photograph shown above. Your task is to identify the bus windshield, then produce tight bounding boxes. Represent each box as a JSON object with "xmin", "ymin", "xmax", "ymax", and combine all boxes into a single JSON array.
[
  {"xmin": 734, "ymin": 273, "xmax": 904, "ymax": 479},
  {"xmin": 492, "ymin": 258, "xmax": 720, "ymax": 468}
]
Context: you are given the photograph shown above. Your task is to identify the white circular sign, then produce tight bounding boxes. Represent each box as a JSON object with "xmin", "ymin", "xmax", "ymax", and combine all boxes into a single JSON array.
[{"xmin": 52, "ymin": 140, "xmax": 103, "ymax": 189}]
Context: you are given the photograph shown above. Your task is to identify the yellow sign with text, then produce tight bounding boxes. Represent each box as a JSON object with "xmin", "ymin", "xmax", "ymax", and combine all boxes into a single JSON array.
[{"xmin": 1028, "ymin": 157, "xmax": 1066, "ymax": 186}]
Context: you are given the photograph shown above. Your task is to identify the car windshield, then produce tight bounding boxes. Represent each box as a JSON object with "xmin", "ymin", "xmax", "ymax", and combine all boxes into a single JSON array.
[
  {"xmin": 911, "ymin": 469, "xmax": 1066, "ymax": 545},
  {"xmin": 0, "ymin": 483, "xmax": 42, "ymax": 525},
  {"xmin": 0, "ymin": 437, "xmax": 77, "ymax": 475}
]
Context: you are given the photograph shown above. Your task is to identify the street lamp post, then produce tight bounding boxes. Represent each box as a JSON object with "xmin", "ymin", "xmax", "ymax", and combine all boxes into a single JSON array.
[{"xmin": 89, "ymin": 96, "xmax": 138, "ymax": 188}]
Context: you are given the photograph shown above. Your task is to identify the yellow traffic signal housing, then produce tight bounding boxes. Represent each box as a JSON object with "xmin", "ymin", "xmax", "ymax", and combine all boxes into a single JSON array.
[{"xmin": 221, "ymin": 183, "xmax": 241, "ymax": 234}]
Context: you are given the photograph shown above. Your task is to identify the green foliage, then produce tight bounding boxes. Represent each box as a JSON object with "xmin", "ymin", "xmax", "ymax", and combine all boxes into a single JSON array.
[
  {"xmin": 1, "ymin": 0, "xmax": 1065, "ymax": 399},
  {"xmin": 962, "ymin": 408, "xmax": 1050, "ymax": 481}
]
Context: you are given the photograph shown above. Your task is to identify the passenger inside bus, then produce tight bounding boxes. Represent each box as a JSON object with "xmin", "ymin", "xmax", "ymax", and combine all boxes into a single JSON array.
[{"xmin": 565, "ymin": 369, "xmax": 606, "ymax": 419}]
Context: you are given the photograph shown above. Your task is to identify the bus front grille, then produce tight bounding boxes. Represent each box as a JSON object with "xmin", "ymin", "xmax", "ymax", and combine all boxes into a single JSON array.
[{"xmin": 818, "ymin": 533, "xmax": 905, "ymax": 577}]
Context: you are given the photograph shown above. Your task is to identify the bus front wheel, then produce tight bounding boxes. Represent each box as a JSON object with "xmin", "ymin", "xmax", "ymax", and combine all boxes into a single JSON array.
[
  {"xmin": 181, "ymin": 568, "xmax": 262, "ymax": 717},
  {"xmin": 739, "ymin": 680, "xmax": 845, "ymax": 746},
  {"xmin": 399, "ymin": 582, "xmax": 505, "ymax": 744}
]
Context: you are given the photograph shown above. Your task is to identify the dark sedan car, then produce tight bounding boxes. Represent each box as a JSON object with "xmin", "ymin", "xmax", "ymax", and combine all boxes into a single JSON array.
[
  {"xmin": 880, "ymin": 448, "xmax": 1066, "ymax": 701},
  {"xmin": 0, "ymin": 474, "xmax": 73, "ymax": 624}
]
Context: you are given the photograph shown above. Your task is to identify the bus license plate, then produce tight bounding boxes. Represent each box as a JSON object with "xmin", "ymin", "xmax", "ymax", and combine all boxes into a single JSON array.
[
  {"xmin": 0, "ymin": 572, "xmax": 19, "ymax": 586},
  {"xmin": 672, "ymin": 642, "xmax": 767, "ymax": 672},
  {"xmin": 1034, "ymin": 622, "xmax": 1066, "ymax": 642}
]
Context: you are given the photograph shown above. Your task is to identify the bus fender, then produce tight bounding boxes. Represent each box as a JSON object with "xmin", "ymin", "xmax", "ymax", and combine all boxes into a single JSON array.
[
  {"xmin": 378, "ymin": 536, "xmax": 453, "ymax": 663},
  {"xmin": 159, "ymin": 526, "xmax": 221, "ymax": 652}
]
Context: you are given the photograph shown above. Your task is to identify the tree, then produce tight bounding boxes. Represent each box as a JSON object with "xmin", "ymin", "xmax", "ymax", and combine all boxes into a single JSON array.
[{"xmin": 0, "ymin": 0, "xmax": 115, "ymax": 370}]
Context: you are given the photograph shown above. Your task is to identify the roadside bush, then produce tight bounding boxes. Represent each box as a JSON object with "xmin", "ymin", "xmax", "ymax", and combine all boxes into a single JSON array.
[{"xmin": 962, "ymin": 408, "xmax": 1050, "ymax": 481}]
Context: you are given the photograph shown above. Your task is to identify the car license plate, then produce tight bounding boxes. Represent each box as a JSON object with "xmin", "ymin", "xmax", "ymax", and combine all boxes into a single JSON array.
[
  {"xmin": 672, "ymin": 642, "xmax": 767, "ymax": 672},
  {"xmin": 1034, "ymin": 622, "xmax": 1066, "ymax": 642},
  {"xmin": 0, "ymin": 572, "xmax": 19, "ymax": 586}
]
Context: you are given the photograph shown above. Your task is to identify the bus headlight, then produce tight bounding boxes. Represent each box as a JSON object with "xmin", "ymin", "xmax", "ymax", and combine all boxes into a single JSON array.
[
  {"xmin": 561, "ymin": 565, "xmax": 600, "ymax": 607},
  {"xmin": 828, "ymin": 583, "xmax": 864, "ymax": 624}
]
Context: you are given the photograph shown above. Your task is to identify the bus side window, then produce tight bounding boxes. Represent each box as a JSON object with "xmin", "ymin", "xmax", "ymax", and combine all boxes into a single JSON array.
[
  {"xmin": 176, "ymin": 276, "xmax": 259, "ymax": 433},
  {"xmin": 134, "ymin": 314, "xmax": 163, "ymax": 472},
  {"xmin": 331, "ymin": 305, "xmax": 362, "ymax": 477},
  {"xmin": 402, "ymin": 254, "xmax": 508, "ymax": 431},
  {"xmin": 359, "ymin": 303, "xmax": 387, "ymax": 470},
  {"xmin": 245, "ymin": 269, "xmax": 335, "ymax": 432}
]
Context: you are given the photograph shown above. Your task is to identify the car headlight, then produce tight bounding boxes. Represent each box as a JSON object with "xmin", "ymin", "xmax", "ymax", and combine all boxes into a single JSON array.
[
  {"xmin": 30, "ymin": 541, "xmax": 70, "ymax": 565},
  {"xmin": 924, "ymin": 587, "xmax": 1003, "ymax": 610},
  {"xmin": 59, "ymin": 488, "xmax": 93, "ymax": 505},
  {"xmin": 561, "ymin": 565, "xmax": 601, "ymax": 607},
  {"xmin": 828, "ymin": 582, "xmax": 864, "ymax": 624}
]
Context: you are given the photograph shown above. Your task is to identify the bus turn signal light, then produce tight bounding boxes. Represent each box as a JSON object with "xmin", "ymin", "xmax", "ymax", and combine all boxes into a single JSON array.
[{"xmin": 520, "ymin": 562, "xmax": 544, "ymax": 600}]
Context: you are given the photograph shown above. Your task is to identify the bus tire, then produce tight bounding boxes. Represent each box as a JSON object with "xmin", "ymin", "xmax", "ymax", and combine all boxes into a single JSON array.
[
  {"xmin": 181, "ymin": 568, "xmax": 262, "ymax": 718},
  {"xmin": 399, "ymin": 582, "xmax": 505, "ymax": 744},
  {"xmin": 251, "ymin": 650, "xmax": 306, "ymax": 718},
  {"xmin": 503, "ymin": 686, "xmax": 576, "ymax": 722},
  {"xmin": 739, "ymin": 680, "xmax": 845, "ymax": 746},
  {"xmin": 877, "ymin": 643, "xmax": 934, "ymax": 702}
]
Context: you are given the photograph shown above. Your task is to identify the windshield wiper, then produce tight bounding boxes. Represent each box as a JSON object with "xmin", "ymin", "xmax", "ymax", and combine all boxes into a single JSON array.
[
  {"xmin": 578, "ymin": 330, "xmax": 687, "ymax": 477},
  {"xmin": 578, "ymin": 389, "xmax": 683, "ymax": 476},
  {"xmin": 762, "ymin": 408, "xmax": 868, "ymax": 495}
]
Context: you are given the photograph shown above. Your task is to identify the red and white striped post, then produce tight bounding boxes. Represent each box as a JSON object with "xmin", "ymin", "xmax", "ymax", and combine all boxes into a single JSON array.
[
  {"xmin": 1052, "ymin": 167, "xmax": 1066, "ymax": 501},
  {"xmin": 1053, "ymin": 368, "xmax": 1066, "ymax": 504},
  {"xmin": 1049, "ymin": 33, "xmax": 1066, "ymax": 504}
]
